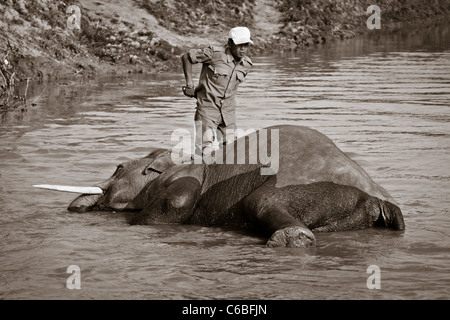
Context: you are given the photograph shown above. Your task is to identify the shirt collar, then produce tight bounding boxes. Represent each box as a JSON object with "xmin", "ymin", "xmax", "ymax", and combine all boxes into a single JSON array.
[{"xmin": 225, "ymin": 46, "xmax": 234, "ymax": 63}]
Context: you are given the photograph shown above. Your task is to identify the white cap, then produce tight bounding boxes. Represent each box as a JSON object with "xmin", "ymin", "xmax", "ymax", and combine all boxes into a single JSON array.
[{"xmin": 228, "ymin": 27, "xmax": 254, "ymax": 45}]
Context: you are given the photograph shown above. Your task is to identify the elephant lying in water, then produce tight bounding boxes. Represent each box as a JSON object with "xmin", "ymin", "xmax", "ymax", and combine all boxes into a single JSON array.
[{"xmin": 68, "ymin": 125, "xmax": 405, "ymax": 247}]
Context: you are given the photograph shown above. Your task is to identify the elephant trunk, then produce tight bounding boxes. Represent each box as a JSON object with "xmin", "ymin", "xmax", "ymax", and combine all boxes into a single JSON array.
[{"xmin": 68, "ymin": 194, "xmax": 103, "ymax": 213}]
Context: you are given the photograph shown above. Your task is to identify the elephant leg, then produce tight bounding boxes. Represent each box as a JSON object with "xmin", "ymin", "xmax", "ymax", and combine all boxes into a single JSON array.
[
  {"xmin": 265, "ymin": 211, "xmax": 316, "ymax": 248},
  {"xmin": 242, "ymin": 185, "xmax": 316, "ymax": 248},
  {"xmin": 128, "ymin": 177, "xmax": 201, "ymax": 225}
]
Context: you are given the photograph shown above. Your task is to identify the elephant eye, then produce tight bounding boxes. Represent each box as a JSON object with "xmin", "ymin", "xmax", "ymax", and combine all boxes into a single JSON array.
[{"xmin": 114, "ymin": 164, "xmax": 124, "ymax": 174}]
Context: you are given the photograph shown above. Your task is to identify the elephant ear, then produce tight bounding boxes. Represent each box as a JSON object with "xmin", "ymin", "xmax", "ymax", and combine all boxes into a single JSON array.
[
  {"xmin": 164, "ymin": 177, "xmax": 202, "ymax": 212},
  {"xmin": 143, "ymin": 149, "xmax": 174, "ymax": 173},
  {"xmin": 131, "ymin": 177, "xmax": 202, "ymax": 225}
]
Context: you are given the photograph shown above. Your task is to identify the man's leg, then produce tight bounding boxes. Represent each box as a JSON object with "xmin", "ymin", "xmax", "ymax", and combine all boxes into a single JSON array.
[
  {"xmin": 218, "ymin": 122, "xmax": 237, "ymax": 145},
  {"xmin": 194, "ymin": 112, "xmax": 219, "ymax": 157}
]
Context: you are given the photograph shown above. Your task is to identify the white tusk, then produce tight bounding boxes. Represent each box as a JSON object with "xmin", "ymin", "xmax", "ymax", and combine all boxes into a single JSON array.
[{"xmin": 33, "ymin": 184, "xmax": 103, "ymax": 194}]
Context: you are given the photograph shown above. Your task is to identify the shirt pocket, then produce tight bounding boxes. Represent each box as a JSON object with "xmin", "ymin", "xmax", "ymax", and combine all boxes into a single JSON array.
[
  {"xmin": 236, "ymin": 70, "xmax": 246, "ymax": 82},
  {"xmin": 208, "ymin": 65, "xmax": 231, "ymax": 86},
  {"xmin": 233, "ymin": 70, "xmax": 247, "ymax": 90}
]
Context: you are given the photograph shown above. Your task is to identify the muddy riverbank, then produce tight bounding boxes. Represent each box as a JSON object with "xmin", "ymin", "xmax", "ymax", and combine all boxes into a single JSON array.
[{"xmin": 0, "ymin": 0, "xmax": 449, "ymax": 86}]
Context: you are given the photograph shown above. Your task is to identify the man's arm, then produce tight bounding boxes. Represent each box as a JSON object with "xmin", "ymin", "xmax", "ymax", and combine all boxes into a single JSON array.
[{"xmin": 181, "ymin": 53, "xmax": 196, "ymax": 98}]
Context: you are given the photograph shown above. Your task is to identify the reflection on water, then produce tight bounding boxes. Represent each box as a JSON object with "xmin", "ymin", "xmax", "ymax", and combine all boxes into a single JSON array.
[{"xmin": 0, "ymin": 23, "xmax": 449, "ymax": 299}]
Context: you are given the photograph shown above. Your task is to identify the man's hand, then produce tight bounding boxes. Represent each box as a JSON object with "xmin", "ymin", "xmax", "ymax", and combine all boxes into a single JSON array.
[{"xmin": 182, "ymin": 86, "xmax": 196, "ymax": 98}]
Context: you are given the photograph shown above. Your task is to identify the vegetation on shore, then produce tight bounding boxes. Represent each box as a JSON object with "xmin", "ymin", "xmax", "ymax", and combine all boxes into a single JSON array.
[
  {"xmin": 274, "ymin": 0, "xmax": 450, "ymax": 50},
  {"xmin": 1, "ymin": 0, "xmax": 449, "ymax": 107}
]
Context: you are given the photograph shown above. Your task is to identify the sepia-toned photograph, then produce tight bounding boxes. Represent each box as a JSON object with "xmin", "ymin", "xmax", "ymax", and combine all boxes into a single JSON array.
[{"xmin": 1, "ymin": 0, "xmax": 449, "ymax": 305}]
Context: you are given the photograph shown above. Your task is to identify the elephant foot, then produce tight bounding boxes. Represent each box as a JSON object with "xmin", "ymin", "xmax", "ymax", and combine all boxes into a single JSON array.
[{"xmin": 266, "ymin": 226, "xmax": 316, "ymax": 248}]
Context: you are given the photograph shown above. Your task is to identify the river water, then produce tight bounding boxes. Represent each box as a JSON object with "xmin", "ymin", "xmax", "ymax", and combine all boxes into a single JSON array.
[{"xmin": 1, "ymin": 23, "xmax": 449, "ymax": 300}]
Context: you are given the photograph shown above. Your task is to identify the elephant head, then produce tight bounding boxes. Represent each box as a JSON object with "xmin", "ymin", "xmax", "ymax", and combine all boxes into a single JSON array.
[{"xmin": 68, "ymin": 149, "xmax": 175, "ymax": 213}]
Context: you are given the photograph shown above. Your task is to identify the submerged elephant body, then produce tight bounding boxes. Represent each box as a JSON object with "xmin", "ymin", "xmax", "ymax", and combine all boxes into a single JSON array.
[{"xmin": 69, "ymin": 125, "xmax": 405, "ymax": 247}]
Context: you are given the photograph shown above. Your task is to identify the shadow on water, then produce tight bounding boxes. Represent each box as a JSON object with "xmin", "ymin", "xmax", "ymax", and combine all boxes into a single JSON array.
[
  {"xmin": 0, "ymin": 72, "xmax": 183, "ymax": 126},
  {"xmin": 0, "ymin": 79, "xmax": 88, "ymax": 125},
  {"xmin": 273, "ymin": 22, "xmax": 450, "ymax": 74}
]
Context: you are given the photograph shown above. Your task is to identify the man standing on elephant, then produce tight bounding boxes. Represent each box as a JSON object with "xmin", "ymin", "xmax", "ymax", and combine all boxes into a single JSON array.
[{"xmin": 181, "ymin": 26, "xmax": 253, "ymax": 159}]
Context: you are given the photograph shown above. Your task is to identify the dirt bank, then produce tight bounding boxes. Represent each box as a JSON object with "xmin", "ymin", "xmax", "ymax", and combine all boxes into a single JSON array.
[{"xmin": 1, "ymin": 0, "xmax": 449, "ymax": 89}]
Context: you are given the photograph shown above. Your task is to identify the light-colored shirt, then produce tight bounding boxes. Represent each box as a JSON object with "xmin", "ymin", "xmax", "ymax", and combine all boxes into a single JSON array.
[{"xmin": 188, "ymin": 45, "xmax": 252, "ymax": 126}]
